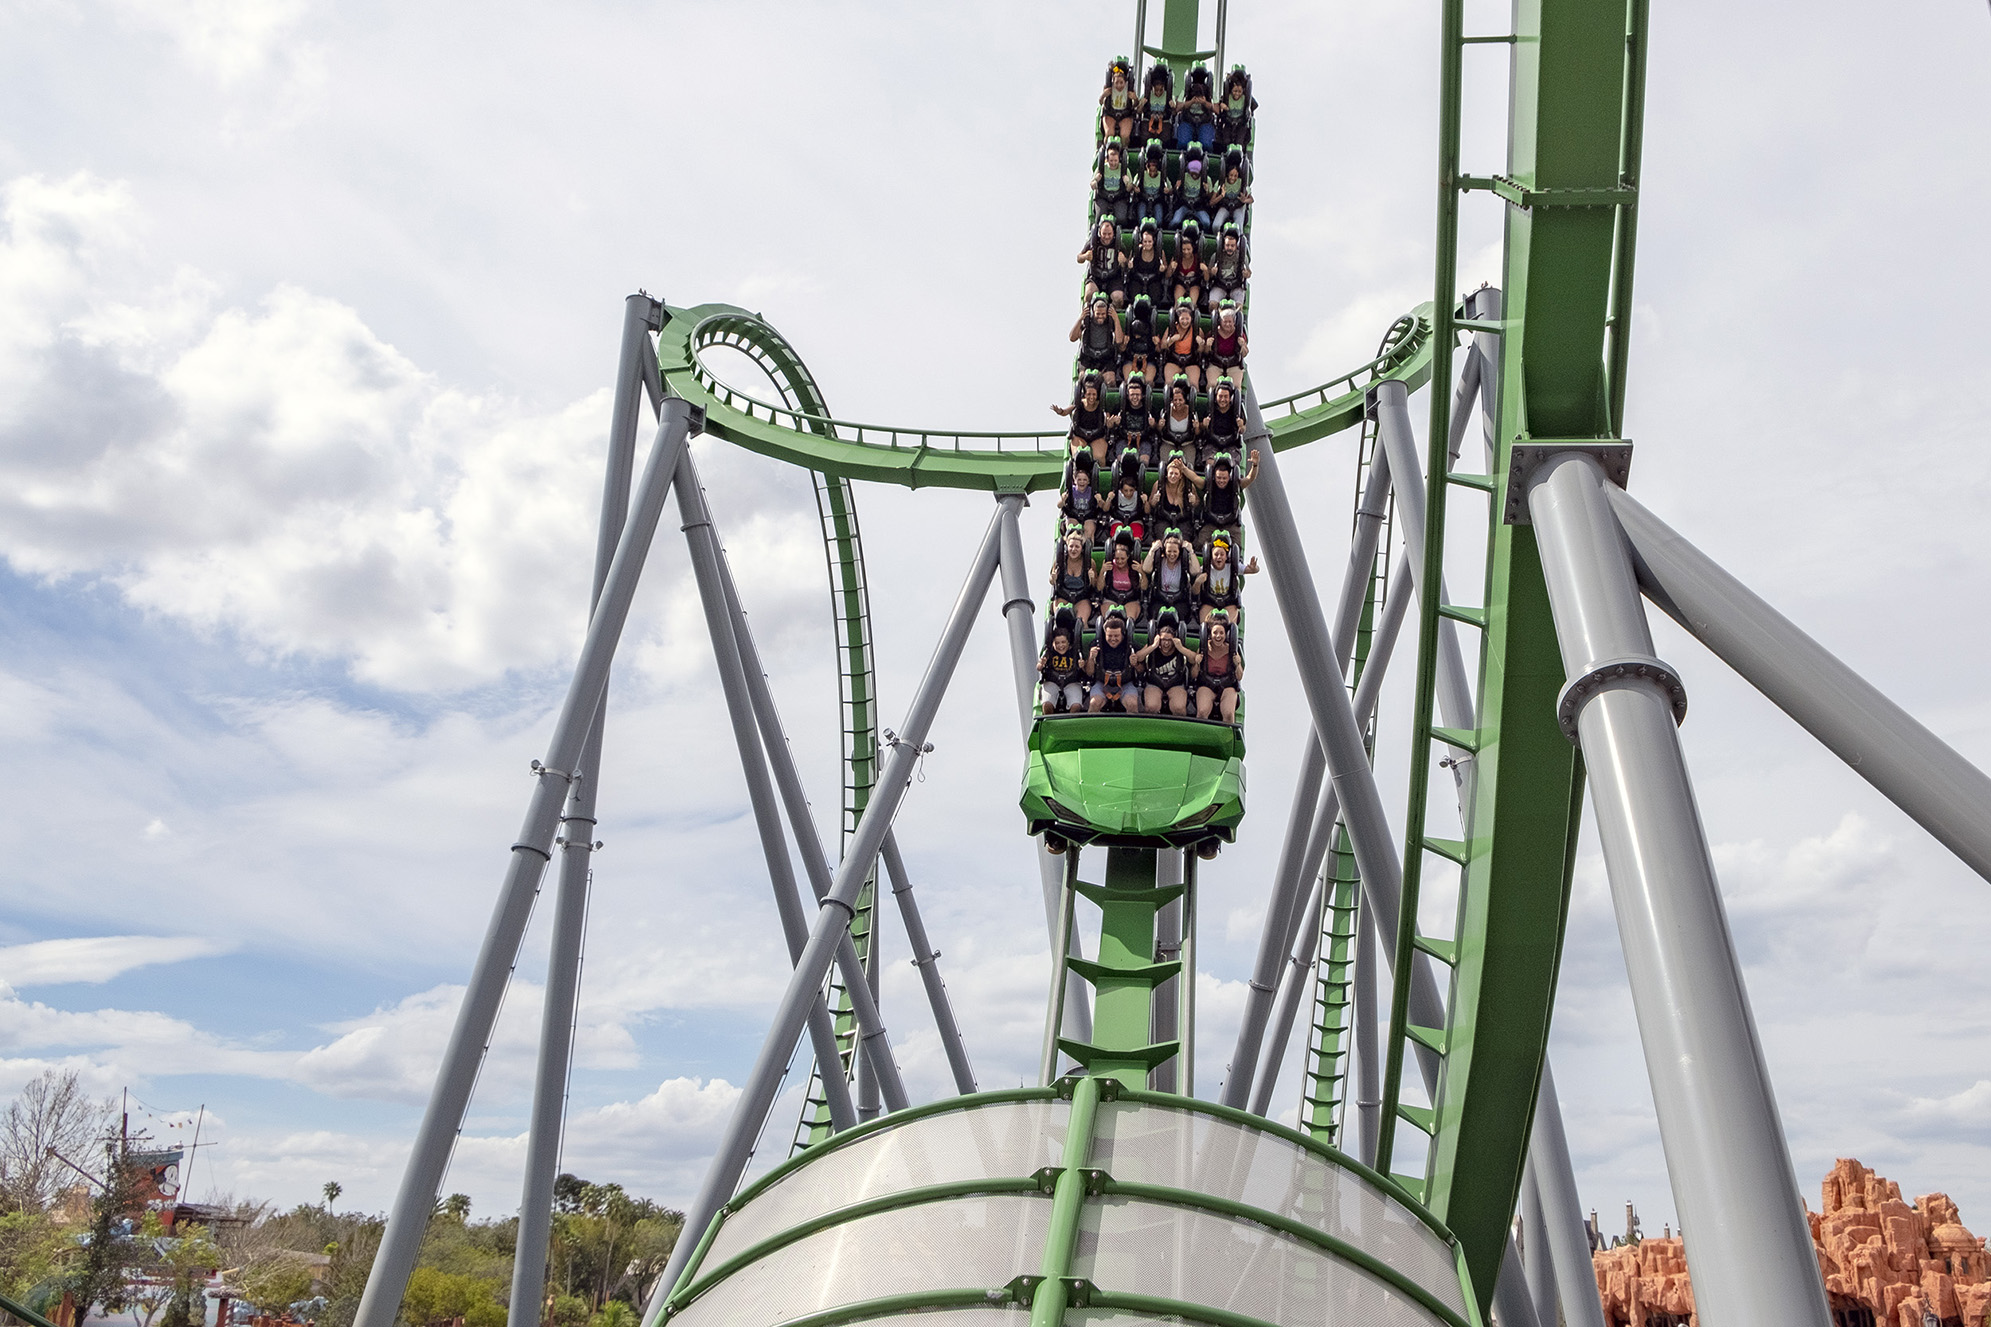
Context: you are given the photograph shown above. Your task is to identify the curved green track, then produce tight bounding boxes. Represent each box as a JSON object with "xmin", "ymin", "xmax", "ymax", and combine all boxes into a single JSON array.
[{"xmin": 657, "ymin": 301, "xmax": 1436, "ymax": 491}]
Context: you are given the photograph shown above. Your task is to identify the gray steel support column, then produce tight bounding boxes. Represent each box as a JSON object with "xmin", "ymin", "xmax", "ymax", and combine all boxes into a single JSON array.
[
  {"xmin": 994, "ymin": 493, "xmax": 1092, "ymax": 1044},
  {"xmin": 1529, "ymin": 452, "xmax": 1830, "ymax": 1327},
  {"xmin": 356, "ymin": 399, "xmax": 695, "ymax": 1327},
  {"xmin": 507, "ymin": 293, "xmax": 659, "ymax": 1327},
  {"xmin": 674, "ymin": 454, "xmax": 861, "ymax": 1133},
  {"xmin": 1250, "ymin": 872, "xmax": 1323, "ymax": 1115},
  {"xmin": 1353, "ymin": 899, "xmax": 1380, "ymax": 1166},
  {"xmin": 1248, "ymin": 544, "xmax": 1416, "ymax": 1115},
  {"xmin": 1446, "ymin": 339, "xmax": 1484, "ymax": 469},
  {"xmin": 648, "ymin": 516, "xmax": 1005, "ymax": 1322},
  {"xmin": 678, "ymin": 451, "xmax": 905, "ymax": 1115},
  {"xmin": 1373, "ymin": 378, "xmax": 1477, "ymax": 784},
  {"xmin": 880, "ymin": 831, "xmax": 977, "ymax": 1095},
  {"xmin": 1608, "ymin": 485, "xmax": 1991, "ymax": 887},
  {"xmin": 1493, "ymin": 1242, "xmax": 1545, "ymax": 1327},
  {"xmin": 1221, "ymin": 440, "xmax": 1396, "ymax": 1109},
  {"xmin": 1521, "ymin": 1162, "xmax": 1555, "ymax": 1327},
  {"xmin": 1151, "ymin": 850, "xmax": 1183, "ymax": 1092},
  {"xmin": 1467, "ymin": 287, "xmax": 1503, "ymax": 468},
  {"xmin": 1532, "ymin": 1061, "xmax": 1608, "ymax": 1327}
]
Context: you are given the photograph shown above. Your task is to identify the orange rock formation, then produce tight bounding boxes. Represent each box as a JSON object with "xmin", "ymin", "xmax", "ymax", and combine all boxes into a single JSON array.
[{"xmin": 1590, "ymin": 1158, "xmax": 1990, "ymax": 1327}]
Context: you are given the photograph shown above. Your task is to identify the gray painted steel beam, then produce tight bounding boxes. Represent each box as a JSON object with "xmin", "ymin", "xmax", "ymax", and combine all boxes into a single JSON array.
[
  {"xmin": 1608, "ymin": 485, "xmax": 1991, "ymax": 887},
  {"xmin": 356, "ymin": 398, "xmax": 696, "ymax": 1327},
  {"xmin": 508, "ymin": 293, "xmax": 659, "ymax": 1327},
  {"xmin": 1522, "ymin": 1161, "xmax": 1555, "ymax": 1327},
  {"xmin": 1532, "ymin": 1062, "xmax": 1608, "ymax": 1327},
  {"xmin": 704, "ymin": 501, "xmax": 911, "ymax": 1117},
  {"xmin": 1222, "ymin": 437, "xmax": 1395, "ymax": 1110},
  {"xmin": 648, "ymin": 515, "xmax": 1004, "ymax": 1321},
  {"xmin": 1529, "ymin": 451, "xmax": 1830, "ymax": 1327},
  {"xmin": 880, "ymin": 831, "xmax": 976, "ymax": 1095},
  {"xmin": 676, "ymin": 452, "xmax": 864, "ymax": 1132},
  {"xmin": 1494, "ymin": 1241, "xmax": 1545, "ymax": 1327},
  {"xmin": 994, "ymin": 493, "xmax": 1093, "ymax": 1044}
]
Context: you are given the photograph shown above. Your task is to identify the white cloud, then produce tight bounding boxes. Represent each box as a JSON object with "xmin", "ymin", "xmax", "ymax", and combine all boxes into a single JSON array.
[
  {"xmin": 0, "ymin": 935, "xmax": 233, "ymax": 987},
  {"xmin": 105, "ymin": 0, "xmax": 314, "ymax": 85}
]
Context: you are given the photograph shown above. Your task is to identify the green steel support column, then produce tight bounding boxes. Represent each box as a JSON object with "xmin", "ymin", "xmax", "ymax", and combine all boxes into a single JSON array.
[
  {"xmin": 1057, "ymin": 847, "xmax": 1183, "ymax": 1091},
  {"xmin": 1158, "ymin": 0, "xmax": 1201, "ymax": 61},
  {"xmin": 1377, "ymin": 0, "xmax": 1645, "ymax": 1307},
  {"xmin": 1028, "ymin": 1075, "xmax": 1103, "ymax": 1327}
]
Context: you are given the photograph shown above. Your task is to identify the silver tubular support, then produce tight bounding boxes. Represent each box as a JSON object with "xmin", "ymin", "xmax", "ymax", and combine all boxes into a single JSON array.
[
  {"xmin": 1373, "ymin": 377, "xmax": 1478, "ymax": 790},
  {"xmin": 1528, "ymin": 452, "xmax": 1831, "ymax": 1327},
  {"xmin": 1040, "ymin": 852, "xmax": 1078, "ymax": 1086},
  {"xmin": 1353, "ymin": 900, "xmax": 1380, "ymax": 1166},
  {"xmin": 508, "ymin": 292, "xmax": 657, "ymax": 1327},
  {"xmin": 675, "ymin": 453, "xmax": 860, "ymax": 1133},
  {"xmin": 1220, "ymin": 737, "xmax": 1325, "ymax": 1108},
  {"xmin": 1608, "ymin": 484, "xmax": 1991, "ymax": 887},
  {"xmin": 648, "ymin": 515, "xmax": 1005, "ymax": 1321},
  {"xmin": 1151, "ymin": 850, "xmax": 1184, "ymax": 1092},
  {"xmin": 880, "ymin": 831, "xmax": 976, "ymax": 1095},
  {"xmin": 1213, "ymin": 0, "xmax": 1228, "ymax": 77},
  {"xmin": 1182, "ymin": 851, "xmax": 1199, "ymax": 1097},
  {"xmin": 1445, "ymin": 340, "xmax": 1483, "ymax": 469},
  {"xmin": 1532, "ymin": 1062, "xmax": 1608, "ymax": 1327},
  {"xmin": 995, "ymin": 493, "xmax": 1094, "ymax": 1044},
  {"xmin": 358, "ymin": 399, "xmax": 695, "ymax": 1327},
  {"xmin": 1249, "ymin": 871, "xmax": 1324, "ymax": 1117},
  {"xmin": 1132, "ymin": 0, "xmax": 1147, "ymax": 68},
  {"xmin": 1468, "ymin": 288, "xmax": 1502, "ymax": 468},
  {"xmin": 1522, "ymin": 1162, "xmax": 1555, "ymax": 1327},
  {"xmin": 708, "ymin": 528, "xmax": 907, "ymax": 1117},
  {"xmin": 1238, "ymin": 383, "xmax": 1413, "ymax": 1026},
  {"xmin": 1220, "ymin": 438, "xmax": 1395, "ymax": 1110},
  {"xmin": 1493, "ymin": 1240, "xmax": 1545, "ymax": 1327},
  {"xmin": 677, "ymin": 452, "xmax": 904, "ymax": 1112},
  {"xmin": 1250, "ymin": 536, "xmax": 1416, "ymax": 1114}
]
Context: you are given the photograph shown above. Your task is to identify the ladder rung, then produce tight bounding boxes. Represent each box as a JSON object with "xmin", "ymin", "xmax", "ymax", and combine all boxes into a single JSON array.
[
  {"xmin": 1447, "ymin": 471, "xmax": 1499, "ymax": 492},
  {"xmin": 1431, "ymin": 726, "xmax": 1481, "ymax": 753},
  {"xmin": 1422, "ymin": 836, "xmax": 1470, "ymax": 865},
  {"xmin": 1395, "ymin": 1104, "xmax": 1436, "ymax": 1135},
  {"xmin": 1406, "ymin": 1024, "xmax": 1450, "ymax": 1055},
  {"xmin": 1438, "ymin": 603, "xmax": 1487, "ymax": 628},
  {"xmin": 1413, "ymin": 934, "xmax": 1459, "ymax": 965}
]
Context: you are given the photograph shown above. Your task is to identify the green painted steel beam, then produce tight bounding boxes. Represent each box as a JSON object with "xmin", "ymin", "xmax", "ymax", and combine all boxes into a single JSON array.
[{"xmin": 1377, "ymin": 0, "xmax": 1647, "ymax": 1309}]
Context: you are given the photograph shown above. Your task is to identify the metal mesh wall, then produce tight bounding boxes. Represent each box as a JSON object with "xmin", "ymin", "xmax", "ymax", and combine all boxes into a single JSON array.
[
  {"xmin": 703, "ymin": 1099, "xmax": 1069, "ymax": 1270},
  {"xmin": 673, "ymin": 1193, "xmax": 1052, "ymax": 1326},
  {"xmin": 1073, "ymin": 1196, "xmax": 1448, "ymax": 1327},
  {"xmin": 1091, "ymin": 1103, "xmax": 1465, "ymax": 1315},
  {"xmin": 843, "ymin": 1313, "xmax": 1027, "ymax": 1325}
]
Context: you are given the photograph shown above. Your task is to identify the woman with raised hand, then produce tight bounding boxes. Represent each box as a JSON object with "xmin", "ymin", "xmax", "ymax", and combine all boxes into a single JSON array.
[
  {"xmin": 1100, "ymin": 58, "xmax": 1136, "ymax": 146},
  {"xmin": 1195, "ymin": 531, "xmax": 1258, "ymax": 628},
  {"xmin": 1053, "ymin": 368, "xmax": 1115, "ymax": 465},
  {"xmin": 1194, "ymin": 612, "xmax": 1244, "ymax": 722},
  {"xmin": 1149, "ymin": 450, "xmax": 1200, "ymax": 539}
]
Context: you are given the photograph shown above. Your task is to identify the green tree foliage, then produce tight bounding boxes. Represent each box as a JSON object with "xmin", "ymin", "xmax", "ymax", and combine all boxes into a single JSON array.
[
  {"xmin": 71, "ymin": 1138, "xmax": 143, "ymax": 1317},
  {"xmin": 150, "ymin": 1220, "xmax": 220, "ymax": 1327},
  {"xmin": 0, "ymin": 1209, "xmax": 74, "ymax": 1300},
  {"xmin": 542, "ymin": 1177, "xmax": 681, "ymax": 1315},
  {"xmin": 234, "ymin": 1256, "xmax": 316, "ymax": 1315},
  {"xmin": 399, "ymin": 1268, "xmax": 503, "ymax": 1327}
]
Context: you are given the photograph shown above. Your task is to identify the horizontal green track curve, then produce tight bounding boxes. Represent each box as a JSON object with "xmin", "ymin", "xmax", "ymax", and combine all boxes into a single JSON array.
[{"xmin": 657, "ymin": 302, "xmax": 1436, "ymax": 491}]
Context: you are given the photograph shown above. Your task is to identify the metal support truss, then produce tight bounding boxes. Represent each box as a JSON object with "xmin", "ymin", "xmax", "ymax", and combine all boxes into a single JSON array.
[
  {"xmin": 647, "ymin": 515, "xmax": 1004, "ymax": 1319},
  {"xmin": 1529, "ymin": 450, "xmax": 1830, "ymax": 1326},
  {"xmin": 356, "ymin": 396, "xmax": 697, "ymax": 1327}
]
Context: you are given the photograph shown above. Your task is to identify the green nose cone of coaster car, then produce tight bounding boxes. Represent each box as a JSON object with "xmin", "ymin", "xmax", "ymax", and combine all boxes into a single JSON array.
[{"xmin": 1020, "ymin": 713, "xmax": 1246, "ymax": 850}]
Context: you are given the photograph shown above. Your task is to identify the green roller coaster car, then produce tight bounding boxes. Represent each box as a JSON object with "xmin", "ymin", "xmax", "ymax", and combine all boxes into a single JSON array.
[{"xmin": 1020, "ymin": 712, "xmax": 1246, "ymax": 851}]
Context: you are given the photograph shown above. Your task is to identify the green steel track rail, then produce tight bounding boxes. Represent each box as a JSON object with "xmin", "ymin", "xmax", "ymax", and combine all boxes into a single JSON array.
[
  {"xmin": 656, "ymin": 302, "xmax": 1437, "ymax": 492},
  {"xmin": 1373, "ymin": 0, "xmax": 1652, "ymax": 1310}
]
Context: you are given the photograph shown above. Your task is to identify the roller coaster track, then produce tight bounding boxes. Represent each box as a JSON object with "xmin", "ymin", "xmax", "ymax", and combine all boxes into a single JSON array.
[{"xmin": 656, "ymin": 300, "xmax": 1437, "ymax": 490}]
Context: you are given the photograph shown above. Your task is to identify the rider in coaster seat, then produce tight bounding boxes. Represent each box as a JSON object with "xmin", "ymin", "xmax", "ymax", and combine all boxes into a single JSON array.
[
  {"xmin": 1094, "ymin": 136, "xmax": 1134, "ymax": 227},
  {"xmin": 1053, "ymin": 367, "xmax": 1115, "ymax": 465},
  {"xmin": 1040, "ymin": 620, "xmax": 1088, "ymax": 714},
  {"xmin": 1207, "ymin": 222, "xmax": 1250, "ymax": 309},
  {"xmin": 1093, "ymin": 529, "xmax": 1145, "ymax": 627},
  {"xmin": 1172, "ymin": 144, "xmax": 1213, "ymax": 233},
  {"xmin": 1136, "ymin": 607, "xmax": 1199, "ymax": 717},
  {"xmin": 1175, "ymin": 64, "xmax": 1218, "ymax": 150},
  {"xmin": 1194, "ymin": 611, "xmax": 1244, "ymax": 722},
  {"xmin": 1088, "ymin": 611, "xmax": 1142, "ymax": 714}
]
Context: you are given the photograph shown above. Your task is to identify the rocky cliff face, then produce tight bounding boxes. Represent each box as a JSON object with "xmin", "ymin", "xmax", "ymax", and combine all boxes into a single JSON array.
[{"xmin": 1589, "ymin": 1157, "xmax": 1989, "ymax": 1327}]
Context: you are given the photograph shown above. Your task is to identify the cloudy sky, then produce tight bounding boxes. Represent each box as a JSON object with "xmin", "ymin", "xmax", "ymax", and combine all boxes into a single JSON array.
[{"xmin": 1, "ymin": 0, "xmax": 1987, "ymax": 1249}]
